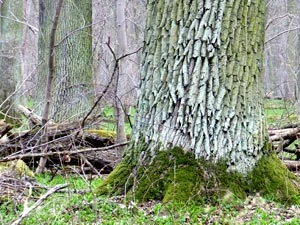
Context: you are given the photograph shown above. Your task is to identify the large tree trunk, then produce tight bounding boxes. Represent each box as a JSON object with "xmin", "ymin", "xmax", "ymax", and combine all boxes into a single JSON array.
[
  {"xmin": 133, "ymin": 0, "xmax": 266, "ymax": 173},
  {"xmin": 34, "ymin": 0, "xmax": 93, "ymax": 122},
  {"xmin": 98, "ymin": 0, "xmax": 300, "ymax": 204}
]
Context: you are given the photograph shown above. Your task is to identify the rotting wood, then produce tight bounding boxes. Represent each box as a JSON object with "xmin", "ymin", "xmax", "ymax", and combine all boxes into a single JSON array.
[{"xmin": 0, "ymin": 142, "xmax": 129, "ymax": 162}]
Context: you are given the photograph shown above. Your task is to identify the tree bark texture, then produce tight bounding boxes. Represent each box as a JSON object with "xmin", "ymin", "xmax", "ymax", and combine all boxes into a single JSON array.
[
  {"xmin": 132, "ymin": 0, "xmax": 266, "ymax": 174},
  {"xmin": 35, "ymin": 0, "xmax": 93, "ymax": 122},
  {"xmin": 22, "ymin": 0, "xmax": 39, "ymax": 98}
]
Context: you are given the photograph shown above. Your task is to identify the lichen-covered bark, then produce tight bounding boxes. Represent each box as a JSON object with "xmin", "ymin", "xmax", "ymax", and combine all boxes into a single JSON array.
[
  {"xmin": 132, "ymin": 0, "xmax": 266, "ymax": 173},
  {"xmin": 35, "ymin": 0, "xmax": 93, "ymax": 122}
]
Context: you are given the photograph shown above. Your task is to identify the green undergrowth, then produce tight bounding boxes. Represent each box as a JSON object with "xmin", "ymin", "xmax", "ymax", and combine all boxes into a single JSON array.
[
  {"xmin": 1, "ymin": 171, "xmax": 300, "ymax": 224},
  {"xmin": 97, "ymin": 147, "xmax": 300, "ymax": 205},
  {"xmin": 0, "ymin": 173, "xmax": 102, "ymax": 225}
]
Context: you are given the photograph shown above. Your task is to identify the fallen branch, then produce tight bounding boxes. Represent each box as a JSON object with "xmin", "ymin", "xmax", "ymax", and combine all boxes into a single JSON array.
[
  {"xmin": 11, "ymin": 183, "xmax": 68, "ymax": 225},
  {"xmin": 283, "ymin": 160, "xmax": 300, "ymax": 171},
  {"xmin": 79, "ymin": 153, "xmax": 102, "ymax": 178},
  {"xmin": 16, "ymin": 105, "xmax": 51, "ymax": 127},
  {"xmin": 0, "ymin": 141, "xmax": 130, "ymax": 162},
  {"xmin": 268, "ymin": 126, "xmax": 300, "ymax": 141}
]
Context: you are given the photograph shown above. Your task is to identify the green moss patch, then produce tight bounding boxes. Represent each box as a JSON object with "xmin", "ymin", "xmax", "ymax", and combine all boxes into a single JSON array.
[
  {"xmin": 0, "ymin": 160, "xmax": 34, "ymax": 178},
  {"xmin": 86, "ymin": 129, "xmax": 131, "ymax": 140},
  {"xmin": 248, "ymin": 154, "xmax": 300, "ymax": 204},
  {"xmin": 97, "ymin": 148, "xmax": 300, "ymax": 205},
  {"xmin": 132, "ymin": 147, "xmax": 201, "ymax": 203},
  {"xmin": 97, "ymin": 162, "xmax": 133, "ymax": 196}
]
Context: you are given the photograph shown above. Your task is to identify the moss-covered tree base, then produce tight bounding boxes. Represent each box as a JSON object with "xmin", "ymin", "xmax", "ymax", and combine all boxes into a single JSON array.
[{"xmin": 97, "ymin": 147, "xmax": 300, "ymax": 205}]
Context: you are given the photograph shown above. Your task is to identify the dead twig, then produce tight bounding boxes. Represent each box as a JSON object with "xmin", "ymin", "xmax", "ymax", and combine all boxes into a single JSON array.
[{"xmin": 11, "ymin": 183, "xmax": 68, "ymax": 225}]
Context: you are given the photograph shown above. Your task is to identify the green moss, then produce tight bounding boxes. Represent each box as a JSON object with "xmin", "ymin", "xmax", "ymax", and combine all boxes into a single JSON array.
[
  {"xmin": 163, "ymin": 164, "xmax": 199, "ymax": 203},
  {"xmin": 0, "ymin": 160, "xmax": 34, "ymax": 178},
  {"xmin": 263, "ymin": 139, "xmax": 274, "ymax": 153},
  {"xmin": 132, "ymin": 147, "xmax": 202, "ymax": 203},
  {"xmin": 97, "ymin": 161, "xmax": 133, "ymax": 196},
  {"xmin": 248, "ymin": 154, "xmax": 300, "ymax": 204},
  {"xmin": 97, "ymin": 147, "xmax": 300, "ymax": 205},
  {"xmin": 86, "ymin": 129, "xmax": 131, "ymax": 140},
  {"xmin": 213, "ymin": 163, "xmax": 248, "ymax": 200},
  {"xmin": 86, "ymin": 129, "xmax": 117, "ymax": 139}
]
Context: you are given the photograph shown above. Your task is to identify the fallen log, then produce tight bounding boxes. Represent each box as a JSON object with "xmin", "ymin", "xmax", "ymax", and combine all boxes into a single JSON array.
[
  {"xmin": 268, "ymin": 126, "xmax": 300, "ymax": 141},
  {"xmin": 283, "ymin": 160, "xmax": 300, "ymax": 171},
  {"xmin": 16, "ymin": 105, "xmax": 54, "ymax": 127}
]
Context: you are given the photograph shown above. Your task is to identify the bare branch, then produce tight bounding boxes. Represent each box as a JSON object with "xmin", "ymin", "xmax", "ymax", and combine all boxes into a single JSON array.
[
  {"xmin": 11, "ymin": 183, "xmax": 68, "ymax": 225},
  {"xmin": 265, "ymin": 27, "xmax": 300, "ymax": 44}
]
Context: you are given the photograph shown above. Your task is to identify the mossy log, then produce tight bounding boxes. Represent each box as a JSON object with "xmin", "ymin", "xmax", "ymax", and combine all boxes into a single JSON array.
[{"xmin": 97, "ymin": 147, "xmax": 300, "ymax": 205}]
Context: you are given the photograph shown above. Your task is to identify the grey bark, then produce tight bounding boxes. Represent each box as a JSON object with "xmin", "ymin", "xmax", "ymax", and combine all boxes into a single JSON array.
[
  {"xmin": 34, "ymin": 0, "xmax": 93, "ymax": 122},
  {"xmin": 114, "ymin": 0, "xmax": 128, "ymax": 157},
  {"xmin": 35, "ymin": 0, "xmax": 64, "ymax": 174},
  {"xmin": 132, "ymin": 0, "xmax": 266, "ymax": 174},
  {"xmin": 22, "ymin": 0, "xmax": 39, "ymax": 99},
  {"xmin": 0, "ymin": 0, "xmax": 23, "ymax": 118}
]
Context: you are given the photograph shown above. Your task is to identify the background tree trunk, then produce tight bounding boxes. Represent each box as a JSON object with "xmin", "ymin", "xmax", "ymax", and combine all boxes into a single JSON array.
[
  {"xmin": 264, "ymin": 0, "xmax": 300, "ymax": 100},
  {"xmin": 35, "ymin": 0, "xmax": 64, "ymax": 174},
  {"xmin": 0, "ymin": 0, "xmax": 24, "ymax": 119},
  {"xmin": 92, "ymin": 0, "xmax": 145, "ymax": 107},
  {"xmin": 34, "ymin": 0, "xmax": 93, "ymax": 122},
  {"xmin": 22, "ymin": 0, "xmax": 39, "ymax": 99}
]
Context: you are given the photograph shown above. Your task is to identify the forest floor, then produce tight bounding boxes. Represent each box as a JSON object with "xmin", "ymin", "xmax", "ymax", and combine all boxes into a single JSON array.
[{"xmin": 1, "ymin": 173, "xmax": 300, "ymax": 225}]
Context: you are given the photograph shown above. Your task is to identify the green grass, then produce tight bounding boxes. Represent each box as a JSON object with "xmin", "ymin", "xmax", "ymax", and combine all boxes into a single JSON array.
[
  {"xmin": 264, "ymin": 99, "xmax": 298, "ymax": 127},
  {"xmin": 1, "ymin": 174, "xmax": 300, "ymax": 225},
  {"xmin": 100, "ymin": 106, "xmax": 135, "ymax": 134}
]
